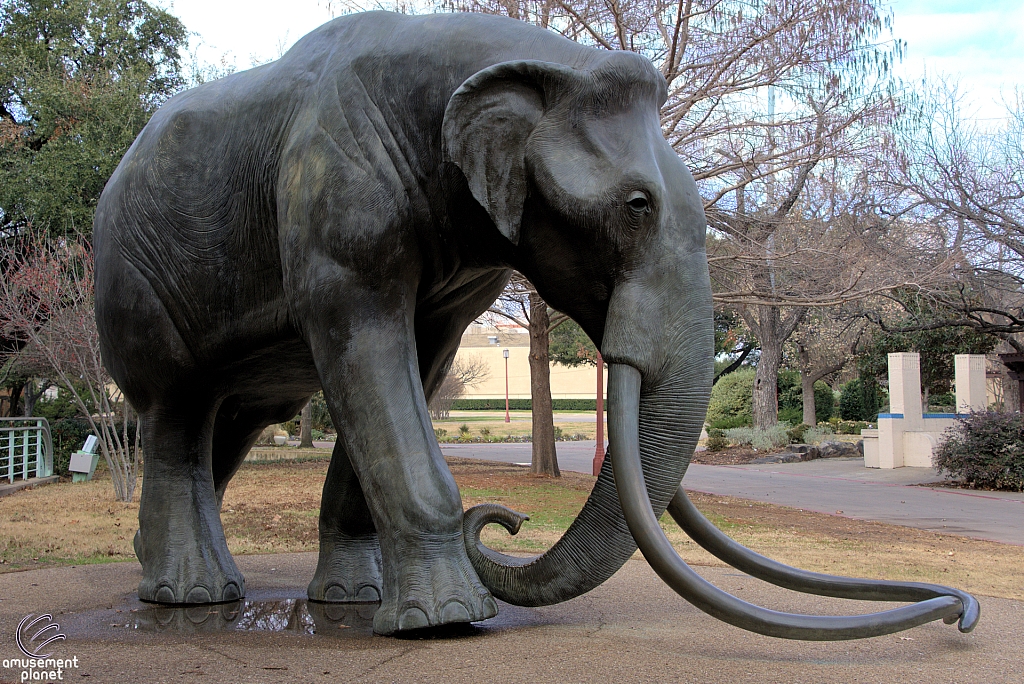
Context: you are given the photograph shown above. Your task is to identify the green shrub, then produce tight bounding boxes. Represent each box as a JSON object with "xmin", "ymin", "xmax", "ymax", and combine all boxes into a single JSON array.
[
  {"xmin": 928, "ymin": 392, "xmax": 956, "ymax": 412},
  {"xmin": 723, "ymin": 427, "xmax": 753, "ymax": 445},
  {"xmin": 33, "ymin": 393, "xmax": 80, "ymax": 421},
  {"xmin": 705, "ymin": 428, "xmax": 728, "ymax": 452},
  {"xmin": 803, "ymin": 425, "xmax": 835, "ymax": 445},
  {"xmin": 459, "ymin": 424, "xmax": 470, "ymax": 436},
  {"xmin": 553, "ymin": 426, "xmax": 563, "ymax": 439},
  {"xmin": 706, "ymin": 368, "xmax": 755, "ymax": 428},
  {"xmin": 753, "ymin": 423, "xmax": 791, "ymax": 450},
  {"xmin": 786, "ymin": 423, "xmax": 810, "ymax": 444},
  {"xmin": 778, "ymin": 406, "xmax": 803, "ymax": 425},
  {"xmin": 935, "ymin": 412, "xmax": 1024, "ymax": 491},
  {"xmin": 724, "ymin": 423, "xmax": 790, "ymax": 450},
  {"xmin": 708, "ymin": 414, "xmax": 750, "ymax": 430},
  {"xmin": 838, "ymin": 378, "xmax": 886, "ymax": 421},
  {"xmin": 479, "ymin": 427, "xmax": 490, "ymax": 437},
  {"xmin": 832, "ymin": 420, "xmax": 870, "ymax": 435},
  {"xmin": 49, "ymin": 418, "xmax": 93, "ymax": 477},
  {"xmin": 434, "ymin": 428, "xmax": 447, "ymax": 438},
  {"xmin": 280, "ymin": 420, "xmax": 298, "ymax": 436}
]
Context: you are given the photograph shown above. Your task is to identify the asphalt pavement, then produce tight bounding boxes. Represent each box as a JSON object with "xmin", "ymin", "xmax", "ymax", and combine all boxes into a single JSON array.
[
  {"xmin": 440, "ymin": 441, "xmax": 1024, "ymax": 545},
  {"xmin": 2, "ymin": 551, "xmax": 1019, "ymax": 683}
]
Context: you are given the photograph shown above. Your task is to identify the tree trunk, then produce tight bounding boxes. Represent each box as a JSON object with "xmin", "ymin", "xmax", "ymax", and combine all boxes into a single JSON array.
[
  {"xmin": 751, "ymin": 306, "xmax": 783, "ymax": 429},
  {"xmin": 22, "ymin": 379, "xmax": 47, "ymax": 417},
  {"xmin": 7, "ymin": 381, "xmax": 23, "ymax": 417},
  {"xmin": 801, "ymin": 372, "xmax": 816, "ymax": 426},
  {"xmin": 299, "ymin": 400, "xmax": 313, "ymax": 448},
  {"xmin": 528, "ymin": 291, "xmax": 559, "ymax": 477},
  {"xmin": 753, "ymin": 340, "xmax": 781, "ymax": 429},
  {"xmin": 744, "ymin": 305, "xmax": 805, "ymax": 429}
]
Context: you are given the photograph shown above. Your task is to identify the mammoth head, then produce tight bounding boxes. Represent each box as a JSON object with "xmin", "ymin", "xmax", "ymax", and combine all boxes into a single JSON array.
[
  {"xmin": 441, "ymin": 54, "xmax": 669, "ymax": 247},
  {"xmin": 441, "ymin": 54, "xmax": 979, "ymax": 642}
]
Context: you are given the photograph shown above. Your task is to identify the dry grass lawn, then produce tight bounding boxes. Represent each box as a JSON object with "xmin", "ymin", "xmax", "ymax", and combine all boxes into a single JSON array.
[{"xmin": 1, "ymin": 456, "xmax": 1021, "ymax": 601}]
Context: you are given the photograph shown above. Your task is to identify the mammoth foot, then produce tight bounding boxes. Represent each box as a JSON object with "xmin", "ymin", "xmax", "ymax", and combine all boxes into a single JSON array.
[
  {"xmin": 372, "ymin": 532, "xmax": 498, "ymax": 635},
  {"xmin": 135, "ymin": 529, "xmax": 245, "ymax": 605},
  {"xmin": 308, "ymin": 533, "xmax": 383, "ymax": 603}
]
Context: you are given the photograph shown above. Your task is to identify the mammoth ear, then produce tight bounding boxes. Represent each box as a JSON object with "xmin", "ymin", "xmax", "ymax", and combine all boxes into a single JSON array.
[{"xmin": 442, "ymin": 61, "xmax": 577, "ymax": 245}]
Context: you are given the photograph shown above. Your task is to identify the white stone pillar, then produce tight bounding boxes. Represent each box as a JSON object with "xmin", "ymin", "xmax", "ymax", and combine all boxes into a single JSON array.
[
  {"xmin": 888, "ymin": 352, "xmax": 923, "ymax": 428},
  {"xmin": 876, "ymin": 352, "xmax": 922, "ymax": 468},
  {"xmin": 955, "ymin": 354, "xmax": 988, "ymax": 414}
]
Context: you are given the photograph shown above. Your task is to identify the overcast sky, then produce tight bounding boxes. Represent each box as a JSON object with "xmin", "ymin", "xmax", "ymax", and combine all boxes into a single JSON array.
[{"xmin": 165, "ymin": 0, "xmax": 1023, "ymax": 120}]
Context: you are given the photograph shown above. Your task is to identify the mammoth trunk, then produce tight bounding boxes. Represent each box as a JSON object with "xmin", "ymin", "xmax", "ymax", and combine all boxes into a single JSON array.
[{"xmin": 462, "ymin": 343, "xmax": 709, "ymax": 606}]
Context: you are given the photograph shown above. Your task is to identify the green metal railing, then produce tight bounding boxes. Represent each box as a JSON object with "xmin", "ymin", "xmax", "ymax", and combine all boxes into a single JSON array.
[{"xmin": 1, "ymin": 417, "xmax": 54, "ymax": 483}]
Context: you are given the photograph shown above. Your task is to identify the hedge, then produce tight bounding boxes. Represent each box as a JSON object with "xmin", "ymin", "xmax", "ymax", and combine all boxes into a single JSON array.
[{"xmin": 451, "ymin": 399, "xmax": 605, "ymax": 411}]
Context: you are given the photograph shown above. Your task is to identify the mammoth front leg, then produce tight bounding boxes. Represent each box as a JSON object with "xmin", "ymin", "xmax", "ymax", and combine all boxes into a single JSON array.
[{"xmin": 304, "ymin": 295, "xmax": 496, "ymax": 635}]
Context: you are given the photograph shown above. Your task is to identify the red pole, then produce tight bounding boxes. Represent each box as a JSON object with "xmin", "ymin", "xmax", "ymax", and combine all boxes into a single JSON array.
[
  {"xmin": 593, "ymin": 351, "xmax": 605, "ymax": 476},
  {"xmin": 504, "ymin": 349, "xmax": 510, "ymax": 423}
]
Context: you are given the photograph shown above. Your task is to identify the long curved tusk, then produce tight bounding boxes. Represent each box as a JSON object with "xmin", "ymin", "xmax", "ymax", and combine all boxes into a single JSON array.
[
  {"xmin": 608, "ymin": 363, "xmax": 972, "ymax": 641},
  {"xmin": 667, "ymin": 486, "xmax": 979, "ymax": 632}
]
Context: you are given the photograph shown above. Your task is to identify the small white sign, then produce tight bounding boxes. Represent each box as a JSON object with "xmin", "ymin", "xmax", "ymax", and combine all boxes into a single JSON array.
[
  {"xmin": 83, "ymin": 435, "xmax": 98, "ymax": 454},
  {"xmin": 68, "ymin": 452, "xmax": 93, "ymax": 473}
]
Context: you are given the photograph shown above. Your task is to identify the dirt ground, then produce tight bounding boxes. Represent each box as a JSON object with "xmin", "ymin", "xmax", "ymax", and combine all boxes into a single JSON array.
[
  {"xmin": 691, "ymin": 445, "xmax": 776, "ymax": 465},
  {"xmin": 1, "ymin": 456, "xmax": 1021, "ymax": 601}
]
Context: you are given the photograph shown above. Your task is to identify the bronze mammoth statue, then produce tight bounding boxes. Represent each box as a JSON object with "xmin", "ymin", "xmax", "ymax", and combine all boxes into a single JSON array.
[{"xmin": 94, "ymin": 11, "xmax": 978, "ymax": 637}]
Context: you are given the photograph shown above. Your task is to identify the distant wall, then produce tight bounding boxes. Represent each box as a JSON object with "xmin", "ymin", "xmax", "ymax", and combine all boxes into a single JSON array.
[{"xmin": 455, "ymin": 344, "xmax": 606, "ymax": 401}]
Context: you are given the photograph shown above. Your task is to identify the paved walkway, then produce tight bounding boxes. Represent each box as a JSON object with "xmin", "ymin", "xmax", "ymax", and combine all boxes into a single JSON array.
[
  {"xmin": 2, "ymin": 552, "xmax": 1019, "ymax": 683},
  {"xmin": 440, "ymin": 442, "xmax": 1024, "ymax": 546},
  {"xmin": 0, "ymin": 475, "xmax": 59, "ymax": 498}
]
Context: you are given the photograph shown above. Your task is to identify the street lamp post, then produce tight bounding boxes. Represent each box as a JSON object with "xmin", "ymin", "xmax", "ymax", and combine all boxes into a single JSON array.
[
  {"xmin": 503, "ymin": 348, "xmax": 510, "ymax": 423},
  {"xmin": 593, "ymin": 351, "xmax": 605, "ymax": 476}
]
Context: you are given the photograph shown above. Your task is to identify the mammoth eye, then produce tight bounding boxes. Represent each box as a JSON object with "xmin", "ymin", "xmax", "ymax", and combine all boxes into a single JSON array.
[{"xmin": 626, "ymin": 191, "xmax": 650, "ymax": 214}]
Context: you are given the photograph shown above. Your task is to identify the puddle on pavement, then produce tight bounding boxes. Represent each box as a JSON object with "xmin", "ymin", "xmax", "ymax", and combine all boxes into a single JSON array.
[
  {"xmin": 61, "ymin": 593, "xmax": 538, "ymax": 640},
  {"xmin": 124, "ymin": 599, "xmax": 379, "ymax": 636}
]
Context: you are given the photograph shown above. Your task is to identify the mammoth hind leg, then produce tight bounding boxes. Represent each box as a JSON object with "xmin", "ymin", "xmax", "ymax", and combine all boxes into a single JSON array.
[
  {"xmin": 135, "ymin": 398, "xmax": 245, "ymax": 605},
  {"xmin": 307, "ymin": 437, "xmax": 383, "ymax": 604},
  {"xmin": 667, "ymin": 487, "xmax": 980, "ymax": 631}
]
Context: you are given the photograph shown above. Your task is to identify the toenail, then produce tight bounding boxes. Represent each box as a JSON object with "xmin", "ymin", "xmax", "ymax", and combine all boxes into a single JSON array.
[
  {"xmin": 397, "ymin": 607, "xmax": 430, "ymax": 631},
  {"xmin": 154, "ymin": 585, "xmax": 176, "ymax": 604},
  {"xmin": 482, "ymin": 596, "xmax": 498, "ymax": 618},
  {"xmin": 324, "ymin": 584, "xmax": 349, "ymax": 602},
  {"xmin": 222, "ymin": 582, "xmax": 242, "ymax": 601},
  {"xmin": 185, "ymin": 586, "xmax": 212, "ymax": 604},
  {"xmin": 440, "ymin": 601, "xmax": 472, "ymax": 624},
  {"xmin": 355, "ymin": 585, "xmax": 381, "ymax": 602}
]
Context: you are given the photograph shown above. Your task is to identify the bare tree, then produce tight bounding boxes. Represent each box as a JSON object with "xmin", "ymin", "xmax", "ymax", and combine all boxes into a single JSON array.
[
  {"xmin": 488, "ymin": 273, "xmax": 568, "ymax": 476},
  {"xmin": 875, "ymin": 84, "xmax": 1024, "ymax": 350},
  {"xmin": 0, "ymin": 237, "xmax": 141, "ymax": 501},
  {"xmin": 429, "ymin": 354, "xmax": 489, "ymax": 420},
  {"xmin": 429, "ymin": 0, "xmax": 945, "ymax": 427}
]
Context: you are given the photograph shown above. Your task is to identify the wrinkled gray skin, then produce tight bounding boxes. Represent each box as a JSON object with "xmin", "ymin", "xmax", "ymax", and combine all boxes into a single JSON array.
[{"xmin": 95, "ymin": 11, "xmax": 977, "ymax": 638}]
